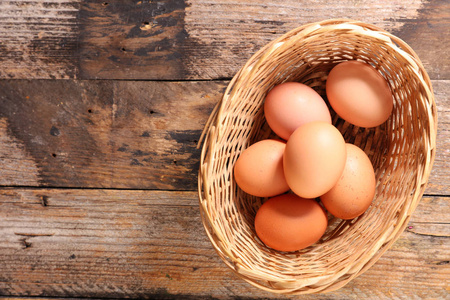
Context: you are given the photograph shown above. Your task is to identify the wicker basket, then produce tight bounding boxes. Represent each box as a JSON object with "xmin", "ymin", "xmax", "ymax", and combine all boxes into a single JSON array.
[{"xmin": 198, "ymin": 19, "xmax": 437, "ymax": 294}]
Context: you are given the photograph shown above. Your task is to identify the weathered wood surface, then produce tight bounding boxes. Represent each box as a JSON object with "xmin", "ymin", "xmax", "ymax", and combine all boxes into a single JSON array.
[
  {"xmin": 0, "ymin": 0, "xmax": 448, "ymax": 299},
  {"xmin": 0, "ymin": 0, "xmax": 448, "ymax": 80},
  {"xmin": 0, "ymin": 80, "xmax": 223, "ymax": 190},
  {"xmin": 0, "ymin": 188, "xmax": 448, "ymax": 299},
  {"xmin": 0, "ymin": 80, "xmax": 448, "ymax": 194}
]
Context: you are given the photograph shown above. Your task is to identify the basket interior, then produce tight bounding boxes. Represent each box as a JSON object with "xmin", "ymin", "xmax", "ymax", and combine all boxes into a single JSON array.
[{"xmin": 199, "ymin": 21, "xmax": 435, "ymax": 293}]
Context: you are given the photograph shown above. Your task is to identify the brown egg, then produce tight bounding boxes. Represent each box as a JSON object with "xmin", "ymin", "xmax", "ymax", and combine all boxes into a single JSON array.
[
  {"xmin": 234, "ymin": 139, "xmax": 290, "ymax": 198},
  {"xmin": 326, "ymin": 60, "xmax": 393, "ymax": 128},
  {"xmin": 255, "ymin": 193, "xmax": 328, "ymax": 252},
  {"xmin": 264, "ymin": 82, "xmax": 331, "ymax": 140},
  {"xmin": 283, "ymin": 122, "xmax": 347, "ymax": 199},
  {"xmin": 320, "ymin": 143, "xmax": 376, "ymax": 220}
]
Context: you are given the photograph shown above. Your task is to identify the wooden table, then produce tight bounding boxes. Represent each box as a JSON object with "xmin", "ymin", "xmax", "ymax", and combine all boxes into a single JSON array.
[{"xmin": 0, "ymin": 1, "xmax": 448, "ymax": 299}]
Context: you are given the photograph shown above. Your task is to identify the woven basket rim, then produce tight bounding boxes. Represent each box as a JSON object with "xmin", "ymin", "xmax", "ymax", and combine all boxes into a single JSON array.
[{"xmin": 198, "ymin": 19, "xmax": 438, "ymax": 295}]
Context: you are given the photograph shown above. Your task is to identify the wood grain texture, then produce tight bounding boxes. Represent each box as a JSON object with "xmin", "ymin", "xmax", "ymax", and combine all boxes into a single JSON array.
[
  {"xmin": 0, "ymin": 119, "xmax": 40, "ymax": 186},
  {"xmin": 0, "ymin": 79, "xmax": 447, "ymax": 194},
  {"xmin": 0, "ymin": 188, "xmax": 448, "ymax": 299},
  {"xmin": 183, "ymin": 0, "xmax": 449, "ymax": 80},
  {"xmin": 0, "ymin": 1, "xmax": 448, "ymax": 299},
  {"xmin": 428, "ymin": 80, "xmax": 450, "ymax": 195},
  {"xmin": 0, "ymin": 0, "xmax": 80, "ymax": 79},
  {"xmin": 0, "ymin": 0, "xmax": 448, "ymax": 80},
  {"xmin": 0, "ymin": 80, "xmax": 225, "ymax": 190},
  {"xmin": 78, "ymin": 0, "xmax": 188, "ymax": 80}
]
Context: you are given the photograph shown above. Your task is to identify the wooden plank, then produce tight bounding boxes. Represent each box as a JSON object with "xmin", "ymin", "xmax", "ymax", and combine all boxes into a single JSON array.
[
  {"xmin": 0, "ymin": 80, "xmax": 225, "ymax": 190},
  {"xmin": 0, "ymin": 79, "xmax": 447, "ymax": 194},
  {"xmin": 78, "ymin": 0, "xmax": 188, "ymax": 80},
  {"xmin": 0, "ymin": 188, "xmax": 447, "ymax": 299},
  {"xmin": 427, "ymin": 80, "xmax": 450, "ymax": 195},
  {"xmin": 182, "ymin": 0, "xmax": 449, "ymax": 81},
  {"xmin": 0, "ymin": 0, "xmax": 80, "ymax": 79},
  {"xmin": 0, "ymin": 0, "xmax": 448, "ymax": 80}
]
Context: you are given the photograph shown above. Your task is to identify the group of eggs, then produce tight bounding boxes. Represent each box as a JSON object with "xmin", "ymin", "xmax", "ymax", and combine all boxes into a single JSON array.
[{"xmin": 233, "ymin": 61, "xmax": 394, "ymax": 252}]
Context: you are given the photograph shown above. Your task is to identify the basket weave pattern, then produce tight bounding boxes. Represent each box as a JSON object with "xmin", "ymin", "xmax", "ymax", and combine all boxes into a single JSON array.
[{"xmin": 198, "ymin": 19, "xmax": 437, "ymax": 294}]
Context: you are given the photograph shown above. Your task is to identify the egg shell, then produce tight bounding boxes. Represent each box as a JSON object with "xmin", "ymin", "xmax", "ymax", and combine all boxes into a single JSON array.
[
  {"xmin": 283, "ymin": 121, "xmax": 347, "ymax": 199},
  {"xmin": 264, "ymin": 82, "xmax": 331, "ymax": 140},
  {"xmin": 254, "ymin": 193, "xmax": 328, "ymax": 252},
  {"xmin": 320, "ymin": 143, "xmax": 376, "ymax": 220},
  {"xmin": 326, "ymin": 60, "xmax": 393, "ymax": 128},
  {"xmin": 234, "ymin": 139, "xmax": 290, "ymax": 198}
]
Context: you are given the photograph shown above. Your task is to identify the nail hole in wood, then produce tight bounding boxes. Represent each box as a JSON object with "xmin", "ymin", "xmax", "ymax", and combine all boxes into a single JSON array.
[
  {"xmin": 50, "ymin": 126, "xmax": 60, "ymax": 136},
  {"xmin": 52, "ymin": 153, "xmax": 57, "ymax": 158},
  {"xmin": 121, "ymin": 47, "xmax": 126, "ymax": 52},
  {"xmin": 173, "ymin": 160, "xmax": 177, "ymax": 165},
  {"xmin": 40, "ymin": 195, "xmax": 49, "ymax": 207},
  {"xmin": 150, "ymin": 110, "xmax": 155, "ymax": 114},
  {"xmin": 88, "ymin": 109, "xmax": 92, "ymax": 113},
  {"xmin": 21, "ymin": 238, "xmax": 32, "ymax": 249},
  {"xmin": 102, "ymin": 2, "xmax": 109, "ymax": 6},
  {"xmin": 143, "ymin": 21, "xmax": 150, "ymax": 25}
]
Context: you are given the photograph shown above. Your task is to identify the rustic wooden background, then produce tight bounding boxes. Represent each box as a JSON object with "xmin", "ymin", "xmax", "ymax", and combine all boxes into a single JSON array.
[{"xmin": 0, "ymin": 0, "xmax": 448, "ymax": 299}]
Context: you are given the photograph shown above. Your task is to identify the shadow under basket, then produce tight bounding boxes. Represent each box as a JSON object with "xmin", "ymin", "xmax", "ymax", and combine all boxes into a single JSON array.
[{"xmin": 198, "ymin": 19, "xmax": 437, "ymax": 295}]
